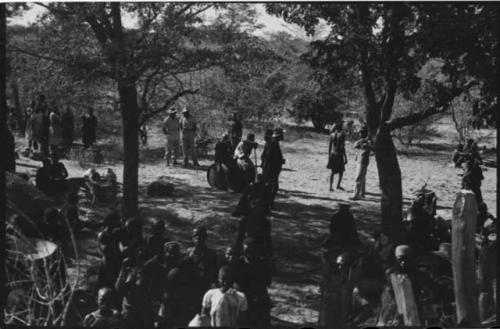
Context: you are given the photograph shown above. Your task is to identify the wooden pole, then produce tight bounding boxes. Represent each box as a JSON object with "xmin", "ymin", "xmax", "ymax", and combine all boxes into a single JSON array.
[
  {"xmin": 390, "ymin": 272, "xmax": 420, "ymax": 326},
  {"xmin": 452, "ymin": 189, "xmax": 480, "ymax": 326}
]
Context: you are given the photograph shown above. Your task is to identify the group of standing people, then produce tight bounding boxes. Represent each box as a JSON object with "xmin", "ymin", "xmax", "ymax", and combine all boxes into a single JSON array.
[
  {"xmin": 24, "ymin": 94, "xmax": 98, "ymax": 157},
  {"xmin": 328, "ymin": 120, "xmax": 373, "ymax": 200},
  {"xmin": 162, "ymin": 107, "xmax": 199, "ymax": 167}
]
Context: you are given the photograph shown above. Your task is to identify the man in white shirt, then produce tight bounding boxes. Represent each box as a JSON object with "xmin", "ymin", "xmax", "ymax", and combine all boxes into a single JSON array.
[
  {"xmin": 179, "ymin": 107, "xmax": 199, "ymax": 166},
  {"xmin": 201, "ymin": 265, "xmax": 248, "ymax": 327},
  {"xmin": 163, "ymin": 108, "xmax": 180, "ymax": 166}
]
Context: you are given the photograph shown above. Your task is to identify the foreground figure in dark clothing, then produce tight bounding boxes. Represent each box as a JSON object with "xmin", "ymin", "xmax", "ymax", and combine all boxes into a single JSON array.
[
  {"xmin": 82, "ymin": 107, "xmax": 98, "ymax": 148},
  {"xmin": 261, "ymin": 128, "xmax": 285, "ymax": 210},
  {"xmin": 238, "ymin": 237, "xmax": 272, "ymax": 328}
]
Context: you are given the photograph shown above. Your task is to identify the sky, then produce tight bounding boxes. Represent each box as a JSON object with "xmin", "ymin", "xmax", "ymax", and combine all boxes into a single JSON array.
[{"xmin": 8, "ymin": 3, "xmax": 329, "ymax": 40}]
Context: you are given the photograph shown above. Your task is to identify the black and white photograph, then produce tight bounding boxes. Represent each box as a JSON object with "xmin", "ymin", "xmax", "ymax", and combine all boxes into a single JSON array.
[{"xmin": 2, "ymin": 2, "xmax": 498, "ymax": 328}]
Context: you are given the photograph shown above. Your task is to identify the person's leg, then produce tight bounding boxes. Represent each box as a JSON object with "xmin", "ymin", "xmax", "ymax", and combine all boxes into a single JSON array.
[
  {"xmin": 329, "ymin": 171, "xmax": 334, "ymax": 191},
  {"xmin": 191, "ymin": 136, "xmax": 199, "ymax": 165},
  {"xmin": 352, "ymin": 162, "xmax": 363, "ymax": 199},
  {"xmin": 182, "ymin": 136, "xmax": 189, "ymax": 165},
  {"xmin": 165, "ymin": 138, "xmax": 172, "ymax": 165},
  {"xmin": 336, "ymin": 171, "xmax": 344, "ymax": 189},
  {"xmin": 172, "ymin": 139, "xmax": 179, "ymax": 164},
  {"xmin": 360, "ymin": 164, "xmax": 367, "ymax": 197}
]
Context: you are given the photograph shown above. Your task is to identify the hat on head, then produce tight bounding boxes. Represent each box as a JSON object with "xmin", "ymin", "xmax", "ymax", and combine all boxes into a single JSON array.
[
  {"xmin": 395, "ymin": 244, "xmax": 412, "ymax": 258},
  {"xmin": 272, "ymin": 128, "xmax": 284, "ymax": 138},
  {"xmin": 246, "ymin": 133, "xmax": 255, "ymax": 142},
  {"xmin": 182, "ymin": 107, "xmax": 189, "ymax": 114},
  {"xmin": 431, "ymin": 242, "xmax": 451, "ymax": 261},
  {"xmin": 169, "ymin": 108, "xmax": 177, "ymax": 115}
]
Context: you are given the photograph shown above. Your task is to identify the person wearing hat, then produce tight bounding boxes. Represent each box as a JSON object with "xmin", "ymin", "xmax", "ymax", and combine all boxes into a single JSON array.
[
  {"xmin": 261, "ymin": 128, "xmax": 285, "ymax": 210},
  {"xmin": 83, "ymin": 288, "xmax": 123, "ymax": 328},
  {"xmin": 179, "ymin": 107, "xmax": 199, "ymax": 166},
  {"xmin": 229, "ymin": 112, "xmax": 243, "ymax": 153},
  {"xmin": 163, "ymin": 108, "xmax": 180, "ymax": 166},
  {"xmin": 48, "ymin": 151, "xmax": 68, "ymax": 194},
  {"xmin": 328, "ymin": 120, "xmax": 347, "ymax": 191},
  {"xmin": 234, "ymin": 133, "xmax": 258, "ymax": 183},
  {"xmin": 350, "ymin": 124, "xmax": 372, "ymax": 200}
]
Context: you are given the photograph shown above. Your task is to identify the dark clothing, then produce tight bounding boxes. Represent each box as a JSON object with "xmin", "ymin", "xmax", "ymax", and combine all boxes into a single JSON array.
[
  {"xmin": 144, "ymin": 234, "xmax": 169, "ymax": 260},
  {"xmin": 185, "ymin": 246, "xmax": 218, "ymax": 293},
  {"xmin": 61, "ymin": 203, "xmax": 80, "ymax": 234},
  {"xmin": 234, "ymin": 180, "xmax": 271, "ymax": 216},
  {"xmin": 215, "ymin": 140, "xmax": 233, "ymax": 166},
  {"xmin": 115, "ymin": 266, "xmax": 154, "ymax": 329},
  {"xmin": 98, "ymin": 228, "xmax": 122, "ymax": 288},
  {"xmin": 239, "ymin": 258, "xmax": 272, "ymax": 328},
  {"xmin": 229, "ymin": 119, "xmax": 243, "ymax": 151},
  {"xmin": 328, "ymin": 131, "xmax": 346, "ymax": 173},
  {"xmin": 83, "ymin": 309, "xmax": 123, "ymax": 328},
  {"xmin": 36, "ymin": 167, "xmax": 52, "ymax": 195},
  {"xmin": 142, "ymin": 255, "xmax": 168, "ymax": 302},
  {"xmin": 82, "ymin": 114, "xmax": 98, "ymax": 147},
  {"xmin": 262, "ymin": 139, "xmax": 284, "ymax": 182},
  {"xmin": 354, "ymin": 138, "xmax": 372, "ymax": 167},
  {"xmin": 5, "ymin": 129, "xmax": 16, "ymax": 172},
  {"xmin": 236, "ymin": 215, "xmax": 272, "ymax": 260},
  {"xmin": 61, "ymin": 111, "xmax": 74, "ymax": 147}
]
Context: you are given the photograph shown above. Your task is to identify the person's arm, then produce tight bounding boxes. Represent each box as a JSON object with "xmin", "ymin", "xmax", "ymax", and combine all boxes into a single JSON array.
[
  {"xmin": 328, "ymin": 135, "xmax": 333, "ymax": 155},
  {"xmin": 201, "ymin": 290, "xmax": 211, "ymax": 316}
]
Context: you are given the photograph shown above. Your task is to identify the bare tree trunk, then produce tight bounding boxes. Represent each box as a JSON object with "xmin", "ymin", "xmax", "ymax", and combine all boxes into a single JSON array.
[
  {"xmin": 374, "ymin": 125, "xmax": 405, "ymax": 244},
  {"xmin": 119, "ymin": 80, "xmax": 140, "ymax": 218},
  {"xmin": 0, "ymin": 2, "xmax": 7, "ymax": 319},
  {"xmin": 11, "ymin": 78, "xmax": 25, "ymax": 134}
]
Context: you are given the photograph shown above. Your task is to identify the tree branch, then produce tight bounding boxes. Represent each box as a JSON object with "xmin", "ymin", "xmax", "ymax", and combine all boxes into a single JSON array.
[{"xmin": 140, "ymin": 89, "xmax": 199, "ymax": 125}]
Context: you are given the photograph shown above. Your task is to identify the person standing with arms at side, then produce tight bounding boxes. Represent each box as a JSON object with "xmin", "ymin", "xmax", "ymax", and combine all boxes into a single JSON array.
[
  {"xmin": 328, "ymin": 120, "xmax": 347, "ymax": 191},
  {"xmin": 229, "ymin": 112, "xmax": 243, "ymax": 153},
  {"xmin": 179, "ymin": 107, "xmax": 199, "ymax": 167},
  {"xmin": 25, "ymin": 100, "xmax": 35, "ymax": 152},
  {"xmin": 350, "ymin": 124, "xmax": 372, "ymax": 200},
  {"xmin": 82, "ymin": 107, "xmax": 98, "ymax": 149},
  {"xmin": 163, "ymin": 108, "xmax": 180, "ymax": 166},
  {"xmin": 262, "ymin": 128, "xmax": 285, "ymax": 211},
  {"xmin": 61, "ymin": 106, "xmax": 74, "ymax": 150}
]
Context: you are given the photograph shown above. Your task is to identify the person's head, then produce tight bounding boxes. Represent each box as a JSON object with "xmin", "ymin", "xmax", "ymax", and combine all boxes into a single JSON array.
[
  {"xmin": 151, "ymin": 218, "xmax": 165, "ymax": 236},
  {"xmin": 182, "ymin": 107, "xmax": 190, "ymax": 117},
  {"xmin": 192, "ymin": 226, "xmax": 208, "ymax": 247},
  {"xmin": 125, "ymin": 217, "xmax": 142, "ymax": 234},
  {"xmin": 67, "ymin": 192, "xmax": 79, "ymax": 205},
  {"xmin": 163, "ymin": 242, "xmax": 180, "ymax": 262},
  {"xmin": 225, "ymin": 246, "xmax": 239, "ymax": 264},
  {"xmin": 97, "ymin": 288, "xmax": 114, "ymax": 311},
  {"xmin": 466, "ymin": 138, "xmax": 474, "ymax": 147},
  {"xmin": 264, "ymin": 129, "xmax": 273, "ymax": 143},
  {"xmin": 42, "ymin": 158, "xmax": 51, "ymax": 168},
  {"xmin": 335, "ymin": 252, "xmax": 353, "ymax": 272},
  {"xmin": 104, "ymin": 210, "xmax": 121, "ymax": 229},
  {"xmin": 218, "ymin": 265, "xmax": 234, "ymax": 289},
  {"xmin": 246, "ymin": 133, "xmax": 255, "ymax": 143},
  {"xmin": 335, "ymin": 120, "xmax": 344, "ymax": 131},
  {"xmin": 232, "ymin": 112, "xmax": 239, "ymax": 121},
  {"xmin": 168, "ymin": 108, "xmax": 177, "ymax": 118},
  {"xmin": 88, "ymin": 107, "xmax": 94, "ymax": 115},
  {"xmin": 394, "ymin": 244, "xmax": 412, "ymax": 271},
  {"xmin": 272, "ymin": 128, "xmax": 284, "ymax": 141},
  {"xmin": 43, "ymin": 207, "xmax": 60, "ymax": 224},
  {"xmin": 221, "ymin": 133, "xmax": 229, "ymax": 142}
]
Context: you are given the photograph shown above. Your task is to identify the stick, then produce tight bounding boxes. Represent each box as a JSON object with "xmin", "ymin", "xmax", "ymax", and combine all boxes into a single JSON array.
[
  {"xmin": 452, "ymin": 190, "xmax": 480, "ymax": 326},
  {"xmin": 390, "ymin": 272, "xmax": 420, "ymax": 325}
]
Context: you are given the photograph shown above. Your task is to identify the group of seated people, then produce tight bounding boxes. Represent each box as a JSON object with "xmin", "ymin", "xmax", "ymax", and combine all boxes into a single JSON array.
[{"xmin": 84, "ymin": 200, "xmax": 274, "ymax": 328}]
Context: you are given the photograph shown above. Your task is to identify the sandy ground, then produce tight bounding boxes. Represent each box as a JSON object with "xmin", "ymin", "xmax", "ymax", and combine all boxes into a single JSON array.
[{"xmin": 14, "ymin": 117, "xmax": 497, "ymax": 326}]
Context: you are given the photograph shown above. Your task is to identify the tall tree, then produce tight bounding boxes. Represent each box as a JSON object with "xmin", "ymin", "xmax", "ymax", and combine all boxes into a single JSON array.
[
  {"xmin": 267, "ymin": 3, "xmax": 497, "ymax": 242},
  {"xmin": 18, "ymin": 3, "xmax": 236, "ymax": 217}
]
